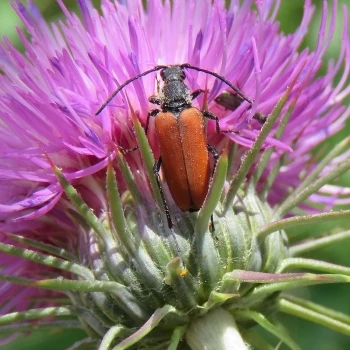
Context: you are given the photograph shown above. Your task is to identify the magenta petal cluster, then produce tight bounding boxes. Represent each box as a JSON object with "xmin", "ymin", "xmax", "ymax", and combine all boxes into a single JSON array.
[
  {"xmin": 0, "ymin": 0, "xmax": 349, "ymax": 221},
  {"xmin": 0, "ymin": 0, "xmax": 349, "ymax": 346}
]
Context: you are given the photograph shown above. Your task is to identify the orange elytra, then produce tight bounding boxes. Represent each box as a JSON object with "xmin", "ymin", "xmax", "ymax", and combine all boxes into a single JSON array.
[{"xmin": 154, "ymin": 107, "xmax": 210, "ymax": 212}]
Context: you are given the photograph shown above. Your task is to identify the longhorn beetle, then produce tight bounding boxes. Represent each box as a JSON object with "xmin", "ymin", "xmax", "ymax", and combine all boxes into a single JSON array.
[{"xmin": 96, "ymin": 63, "xmax": 252, "ymax": 233}]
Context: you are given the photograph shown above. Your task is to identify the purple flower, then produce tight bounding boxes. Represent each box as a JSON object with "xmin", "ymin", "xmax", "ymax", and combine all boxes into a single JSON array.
[{"xmin": 0, "ymin": 0, "xmax": 349, "ymax": 349}]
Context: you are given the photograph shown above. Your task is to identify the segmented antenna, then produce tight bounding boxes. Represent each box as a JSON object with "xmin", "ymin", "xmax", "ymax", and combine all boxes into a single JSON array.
[
  {"xmin": 181, "ymin": 63, "xmax": 253, "ymax": 104},
  {"xmin": 95, "ymin": 65, "xmax": 166, "ymax": 116},
  {"xmin": 95, "ymin": 63, "xmax": 252, "ymax": 115}
]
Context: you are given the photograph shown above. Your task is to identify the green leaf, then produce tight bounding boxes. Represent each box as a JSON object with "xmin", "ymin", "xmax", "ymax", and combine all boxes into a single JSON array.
[
  {"xmin": 66, "ymin": 338, "xmax": 100, "ymax": 350},
  {"xmin": 275, "ymin": 160, "xmax": 350, "ymax": 218},
  {"xmin": 196, "ymin": 147, "xmax": 228, "ymax": 235},
  {"xmin": 223, "ymin": 270, "xmax": 350, "ymax": 308},
  {"xmin": 0, "ymin": 274, "xmax": 151, "ymax": 324},
  {"xmin": 112, "ymin": 305, "xmax": 177, "ymax": 350},
  {"xmin": 168, "ymin": 325, "xmax": 187, "ymax": 350},
  {"xmin": 237, "ymin": 310, "xmax": 302, "ymax": 350},
  {"xmin": 279, "ymin": 297, "xmax": 350, "ymax": 336},
  {"xmin": 290, "ymin": 229, "xmax": 350, "ymax": 256},
  {"xmin": 46, "ymin": 155, "xmax": 116, "ymax": 248},
  {"xmin": 0, "ymin": 241, "xmax": 93, "ymax": 280},
  {"xmin": 0, "ymin": 307, "xmax": 75, "ymax": 326},
  {"xmin": 278, "ymin": 257, "xmax": 350, "ymax": 276},
  {"xmin": 99, "ymin": 325, "xmax": 130, "ymax": 350},
  {"xmin": 223, "ymin": 60, "xmax": 307, "ymax": 212},
  {"xmin": 2, "ymin": 232, "xmax": 75, "ymax": 261},
  {"xmin": 256, "ymin": 210, "xmax": 350, "ymax": 241}
]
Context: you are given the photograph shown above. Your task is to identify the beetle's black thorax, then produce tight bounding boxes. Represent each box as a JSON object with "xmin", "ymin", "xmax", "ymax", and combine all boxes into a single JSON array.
[{"xmin": 159, "ymin": 66, "xmax": 192, "ymax": 114}]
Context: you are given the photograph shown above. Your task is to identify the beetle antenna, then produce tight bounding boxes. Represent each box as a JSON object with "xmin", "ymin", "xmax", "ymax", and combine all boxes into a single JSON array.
[
  {"xmin": 181, "ymin": 63, "xmax": 253, "ymax": 104},
  {"xmin": 95, "ymin": 65, "xmax": 166, "ymax": 115}
]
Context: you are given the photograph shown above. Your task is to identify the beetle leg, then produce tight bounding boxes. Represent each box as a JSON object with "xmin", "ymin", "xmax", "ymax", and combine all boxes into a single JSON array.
[
  {"xmin": 191, "ymin": 89, "xmax": 206, "ymax": 100},
  {"xmin": 202, "ymin": 110, "xmax": 221, "ymax": 133},
  {"xmin": 148, "ymin": 95, "xmax": 161, "ymax": 105},
  {"xmin": 207, "ymin": 144, "xmax": 219, "ymax": 176},
  {"xmin": 153, "ymin": 157, "xmax": 181, "ymax": 255},
  {"xmin": 202, "ymin": 110, "xmax": 239, "ymax": 134},
  {"xmin": 254, "ymin": 112, "xmax": 268, "ymax": 124},
  {"xmin": 153, "ymin": 157, "xmax": 173, "ymax": 230},
  {"xmin": 145, "ymin": 109, "xmax": 160, "ymax": 135},
  {"xmin": 207, "ymin": 144, "xmax": 219, "ymax": 233},
  {"xmin": 116, "ymin": 145, "xmax": 139, "ymax": 154},
  {"xmin": 117, "ymin": 108, "xmax": 160, "ymax": 155}
]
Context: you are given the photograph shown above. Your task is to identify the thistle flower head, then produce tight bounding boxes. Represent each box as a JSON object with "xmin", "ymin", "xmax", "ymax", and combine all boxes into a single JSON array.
[{"xmin": 0, "ymin": 1, "xmax": 350, "ymax": 349}]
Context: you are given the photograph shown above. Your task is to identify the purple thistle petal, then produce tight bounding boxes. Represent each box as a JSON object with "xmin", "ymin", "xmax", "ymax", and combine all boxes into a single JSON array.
[
  {"xmin": 0, "ymin": 0, "xmax": 348, "ymax": 216},
  {"xmin": 0, "ymin": 2, "xmax": 349, "ymax": 335}
]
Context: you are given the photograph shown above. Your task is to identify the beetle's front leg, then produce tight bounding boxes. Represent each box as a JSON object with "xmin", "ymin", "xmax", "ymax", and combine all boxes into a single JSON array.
[
  {"xmin": 202, "ymin": 110, "xmax": 239, "ymax": 134},
  {"xmin": 207, "ymin": 144, "xmax": 219, "ymax": 233},
  {"xmin": 207, "ymin": 144, "xmax": 219, "ymax": 176},
  {"xmin": 202, "ymin": 110, "xmax": 221, "ymax": 133},
  {"xmin": 116, "ymin": 144, "xmax": 139, "ymax": 154},
  {"xmin": 153, "ymin": 157, "xmax": 173, "ymax": 230},
  {"xmin": 191, "ymin": 89, "xmax": 206, "ymax": 100},
  {"xmin": 148, "ymin": 94, "xmax": 161, "ymax": 105},
  {"xmin": 145, "ymin": 109, "xmax": 160, "ymax": 135},
  {"xmin": 153, "ymin": 157, "xmax": 181, "ymax": 255}
]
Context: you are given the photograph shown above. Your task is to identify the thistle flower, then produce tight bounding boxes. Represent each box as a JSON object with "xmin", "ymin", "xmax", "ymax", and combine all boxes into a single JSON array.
[{"xmin": 0, "ymin": 0, "xmax": 350, "ymax": 349}]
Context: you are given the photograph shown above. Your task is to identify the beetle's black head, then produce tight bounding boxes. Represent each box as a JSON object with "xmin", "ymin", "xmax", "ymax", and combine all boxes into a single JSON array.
[{"xmin": 160, "ymin": 66, "xmax": 186, "ymax": 83}]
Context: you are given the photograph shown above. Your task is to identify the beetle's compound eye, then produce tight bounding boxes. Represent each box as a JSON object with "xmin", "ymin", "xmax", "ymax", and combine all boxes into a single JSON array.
[
  {"xmin": 160, "ymin": 69, "xmax": 166, "ymax": 81},
  {"xmin": 178, "ymin": 67, "xmax": 186, "ymax": 80}
]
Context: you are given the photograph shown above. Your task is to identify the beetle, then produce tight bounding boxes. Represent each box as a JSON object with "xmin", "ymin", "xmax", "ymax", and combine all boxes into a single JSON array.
[
  {"xmin": 96, "ymin": 64, "xmax": 252, "ymax": 231},
  {"xmin": 215, "ymin": 90, "xmax": 267, "ymax": 124}
]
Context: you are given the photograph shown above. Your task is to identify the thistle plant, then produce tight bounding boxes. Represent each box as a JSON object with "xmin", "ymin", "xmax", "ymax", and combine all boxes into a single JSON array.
[{"xmin": 0, "ymin": 0, "xmax": 350, "ymax": 349}]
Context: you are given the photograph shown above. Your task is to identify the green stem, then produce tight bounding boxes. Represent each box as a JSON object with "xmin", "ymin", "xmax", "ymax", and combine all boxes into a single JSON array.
[
  {"xmin": 290, "ymin": 230, "xmax": 350, "ymax": 256},
  {"xmin": 119, "ymin": 118, "xmax": 175, "ymax": 262},
  {"xmin": 112, "ymin": 305, "xmax": 176, "ymax": 350},
  {"xmin": 0, "ymin": 273, "xmax": 151, "ymax": 323},
  {"xmin": 66, "ymin": 338, "xmax": 99, "ymax": 350},
  {"xmin": 282, "ymin": 295, "xmax": 350, "ymax": 326},
  {"xmin": 2, "ymin": 232, "xmax": 75, "ymax": 261},
  {"xmin": 278, "ymin": 257, "xmax": 350, "ymax": 275},
  {"xmin": 107, "ymin": 159, "xmax": 133, "ymax": 248},
  {"xmin": 278, "ymin": 297, "xmax": 350, "ymax": 336},
  {"xmin": 253, "ymin": 105, "xmax": 294, "ymax": 186},
  {"xmin": 223, "ymin": 98, "xmax": 283, "ymax": 213},
  {"xmin": 99, "ymin": 325, "xmax": 129, "ymax": 350},
  {"xmin": 0, "ymin": 320, "xmax": 81, "ymax": 333},
  {"xmin": 275, "ymin": 160, "xmax": 350, "ymax": 218},
  {"xmin": 227, "ymin": 272, "xmax": 350, "ymax": 308},
  {"xmin": 236, "ymin": 310, "xmax": 301, "ymax": 350},
  {"xmin": 196, "ymin": 148, "xmax": 228, "ymax": 235},
  {"xmin": 223, "ymin": 61, "xmax": 305, "ymax": 212},
  {"xmin": 132, "ymin": 109, "xmax": 163, "ymax": 210},
  {"xmin": 115, "ymin": 149, "xmax": 143, "ymax": 205},
  {"xmin": 256, "ymin": 210, "xmax": 350, "ymax": 241},
  {"xmin": 0, "ymin": 306, "xmax": 76, "ymax": 325},
  {"xmin": 0, "ymin": 241, "xmax": 93, "ymax": 280},
  {"xmin": 0, "ymin": 305, "xmax": 106, "ymax": 336},
  {"xmin": 259, "ymin": 63, "xmax": 312, "ymax": 198},
  {"xmin": 226, "ymin": 142, "xmax": 238, "ymax": 181},
  {"xmin": 289, "ymin": 137, "xmax": 350, "ymax": 196},
  {"xmin": 168, "ymin": 325, "xmax": 188, "ymax": 350},
  {"xmin": 107, "ymin": 159, "xmax": 166, "ymax": 297},
  {"xmin": 195, "ymin": 152, "xmax": 228, "ymax": 294},
  {"xmin": 242, "ymin": 329, "xmax": 276, "ymax": 350},
  {"xmin": 260, "ymin": 152, "xmax": 287, "ymax": 200},
  {"xmin": 48, "ymin": 157, "xmax": 117, "ymax": 249}
]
